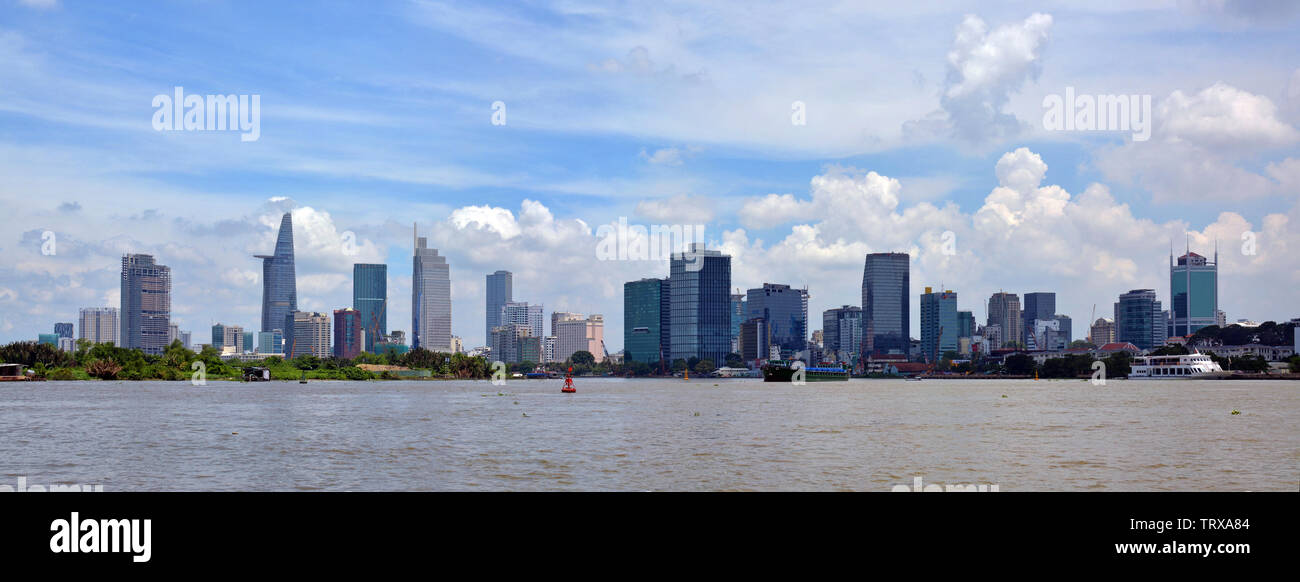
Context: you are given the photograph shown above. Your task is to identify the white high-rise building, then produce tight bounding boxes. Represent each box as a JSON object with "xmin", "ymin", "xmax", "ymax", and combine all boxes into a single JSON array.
[
  {"xmin": 79, "ymin": 307, "xmax": 120, "ymax": 345},
  {"xmin": 412, "ymin": 225, "xmax": 452, "ymax": 352}
]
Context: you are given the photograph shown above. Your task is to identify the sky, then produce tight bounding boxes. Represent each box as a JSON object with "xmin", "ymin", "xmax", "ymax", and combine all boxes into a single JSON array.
[{"xmin": 1, "ymin": 0, "xmax": 1298, "ymax": 350}]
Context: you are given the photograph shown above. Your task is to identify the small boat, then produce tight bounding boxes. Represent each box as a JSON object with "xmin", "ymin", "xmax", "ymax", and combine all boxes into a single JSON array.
[{"xmin": 561, "ymin": 369, "xmax": 576, "ymax": 393}]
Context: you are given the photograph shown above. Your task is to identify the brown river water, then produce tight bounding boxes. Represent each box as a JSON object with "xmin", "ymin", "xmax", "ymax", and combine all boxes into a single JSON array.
[{"xmin": 1, "ymin": 378, "xmax": 1295, "ymax": 491}]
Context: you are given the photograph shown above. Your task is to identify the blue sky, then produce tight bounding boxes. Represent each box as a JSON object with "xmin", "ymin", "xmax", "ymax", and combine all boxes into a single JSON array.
[{"xmin": 1, "ymin": 0, "xmax": 1298, "ymax": 349}]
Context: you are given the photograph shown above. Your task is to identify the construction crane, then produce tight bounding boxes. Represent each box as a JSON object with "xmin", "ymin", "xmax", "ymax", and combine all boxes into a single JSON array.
[{"xmin": 1088, "ymin": 304, "xmax": 1096, "ymax": 343}]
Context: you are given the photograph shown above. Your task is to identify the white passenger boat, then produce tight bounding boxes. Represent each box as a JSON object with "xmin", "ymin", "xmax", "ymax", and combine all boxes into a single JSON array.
[{"xmin": 1129, "ymin": 353, "xmax": 1228, "ymax": 379}]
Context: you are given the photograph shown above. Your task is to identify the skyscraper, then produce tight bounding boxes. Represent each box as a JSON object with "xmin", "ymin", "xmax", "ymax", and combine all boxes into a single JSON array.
[
  {"xmin": 353, "ymin": 263, "xmax": 387, "ymax": 353},
  {"xmin": 745, "ymin": 283, "xmax": 808, "ymax": 357},
  {"xmin": 412, "ymin": 226, "xmax": 451, "ymax": 351},
  {"xmin": 625, "ymin": 278, "xmax": 670, "ymax": 365},
  {"xmin": 1022, "ymin": 292, "xmax": 1055, "ymax": 349},
  {"xmin": 287, "ymin": 311, "xmax": 331, "ymax": 359},
  {"xmin": 486, "ymin": 270, "xmax": 512, "ymax": 347},
  {"xmin": 862, "ymin": 252, "xmax": 909, "ymax": 355},
  {"xmin": 54, "ymin": 322, "xmax": 74, "ymax": 339},
  {"xmin": 921, "ymin": 288, "xmax": 958, "ymax": 363},
  {"xmin": 1169, "ymin": 246, "xmax": 1218, "ymax": 338},
  {"xmin": 987, "ymin": 292, "xmax": 1022, "ymax": 349},
  {"xmin": 957, "ymin": 310, "xmax": 975, "ymax": 339},
  {"xmin": 256, "ymin": 212, "xmax": 297, "ymax": 335},
  {"xmin": 822, "ymin": 305, "xmax": 862, "ymax": 362},
  {"xmin": 500, "ymin": 302, "xmax": 544, "ymax": 338},
  {"xmin": 729, "ymin": 292, "xmax": 746, "ymax": 354},
  {"xmin": 1115, "ymin": 289, "xmax": 1164, "ymax": 351},
  {"xmin": 120, "ymin": 254, "xmax": 171, "ymax": 355},
  {"xmin": 669, "ymin": 244, "xmax": 731, "ymax": 366},
  {"xmin": 334, "ymin": 308, "xmax": 363, "ymax": 360}
]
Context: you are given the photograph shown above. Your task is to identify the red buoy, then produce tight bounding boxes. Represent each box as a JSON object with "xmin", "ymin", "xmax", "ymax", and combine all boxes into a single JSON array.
[{"xmin": 562, "ymin": 367, "xmax": 576, "ymax": 393}]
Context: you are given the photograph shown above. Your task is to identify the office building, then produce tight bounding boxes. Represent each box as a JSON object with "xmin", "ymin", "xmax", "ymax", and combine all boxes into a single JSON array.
[
  {"xmin": 745, "ymin": 283, "xmax": 808, "ymax": 358},
  {"xmin": 54, "ymin": 322, "xmax": 73, "ymax": 339},
  {"xmin": 1090, "ymin": 318, "xmax": 1115, "ymax": 345},
  {"xmin": 120, "ymin": 254, "xmax": 171, "ymax": 355},
  {"xmin": 738, "ymin": 318, "xmax": 769, "ymax": 362},
  {"xmin": 625, "ymin": 278, "xmax": 671, "ymax": 365},
  {"xmin": 1115, "ymin": 289, "xmax": 1164, "ymax": 351},
  {"xmin": 987, "ymin": 292, "xmax": 1022, "ymax": 349},
  {"xmin": 334, "ymin": 308, "xmax": 363, "ymax": 359},
  {"xmin": 1022, "ymin": 292, "xmax": 1055, "ymax": 349},
  {"xmin": 486, "ymin": 270, "xmax": 512, "ymax": 348},
  {"xmin": 501, "ymin": 302, "xmax": 544, "ymax": 338},
  {"xmin": 669, "ymin": 244, "xmax": 732, "ymax": 365},
  {"xmin": 920, "ymin": 288, "xmax": 958, "ymax": 363},
  {"xmin": 287, "ymin": 311, "xmax": 330, "ymax": 359},
  {"xmin": 822, "ymin": 305, "xmax": 862, "ymax": 361},
  {"xmin": 957, "ymin": 310, "xmax": 975, "ymax": 339},
  {"xmin": 258, "ymin": 330, "xmax": 283, "ymax": 355},
  {"xmin": 412, "ymin": 227, "xmax": 452, "ymax": 351},
  {"xmin": 211, "ymin": 324, "xmax": 244, "ymax": 353},
  {"xmin": 861, "ymin": 252, "xmax": 909, "ymax": 355},
  {"xmin": 1170, "ymin": 247, "xmax": 1218, "ymax": 337},
  {"xmin": 256, "ymin": 212, "xmax": 297, "ymax": 335},
  {"xmin": 730, "ymin": 292, "xmax": 746, "ymax": 354},
  {"xmin": 353, "ymin": 263, "xmax": 387, "ymax": 353}
]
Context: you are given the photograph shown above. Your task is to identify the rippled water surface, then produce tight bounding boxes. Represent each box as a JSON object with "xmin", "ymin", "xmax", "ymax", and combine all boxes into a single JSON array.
[{"xmin": 2, "ymin": 378, "xmax": 1296, "ymax": 491}]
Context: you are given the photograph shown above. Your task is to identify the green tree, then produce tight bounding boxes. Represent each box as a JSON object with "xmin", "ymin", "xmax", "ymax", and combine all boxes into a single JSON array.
[
  {"xmin": 570, "ymin": 350, "xmax": 596, "ymax": 366},
  {"xmin": 694, "ymin": 359, "xmax": 716, "ymax": 375},
  {"xmin": 1004, "ymin": 353, "xmax": 1036, "ymax": 376}
]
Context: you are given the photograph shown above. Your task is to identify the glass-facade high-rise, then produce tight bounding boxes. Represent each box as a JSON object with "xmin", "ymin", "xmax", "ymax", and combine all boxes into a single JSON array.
[
  {"xmin": 624, "ymin": 278, "xmax": 669, "ymax": 365},
  {"xmin": 669, "ymin": 244, "xmax": 731, "ymax": 366},
  {"xmin": 54, "ymin": 322, "xmax": 73, "ymax": 339},
  {"xmin": 957, "ymin": 310, "xmax": 975, "ymax": 339},
  {"xmin": 1170, "ymin": 249, "xmax": 1218, "ymax": 338},
  {"xmin": 920, "ymin": 288, "xmax": 958, "ymax": 363},
  {"xmin": 729, "ymin": 292, "xmax": 745, "ymax": 354},
  {"xmin": 486, "ymin": 270, "xmax": 512, "ymax": 348},
  {"xmin": 1115, "ymin": 289, "xmax": 1164, "ymax": 351},
  {"xmin": 353, "ymin": 263, "xmax": 387, "ymax": 353},
  {"xmin": 862, "ymin": 252, "xmax": 909, "ymax": 355},
  {"xmin": 120, "ymin": 254, "xmax": 171, "ymax": 355},
  {"xmin": 412, "ymin": 227, "xmax": 452, "ymax": 351},
  {"xmin": 746, "ymin": 283, "xmax": 808, "ymax": 357},
  {"xmin": 256, "ymin": 212, "xmax": 297, "ymax": 335},
  {"xmin": 822, "ymin": 305, "xmax": 862, "ymax": 362},
  {"xmin": 500, "ymin": 301, "xmax": 544, "ymax": 339},
  {"xmin": 1022, "ymin": 292, "xmax": 1055, "ymax": 349}
]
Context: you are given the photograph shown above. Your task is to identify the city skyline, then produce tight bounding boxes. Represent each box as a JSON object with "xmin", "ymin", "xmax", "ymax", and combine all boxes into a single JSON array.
[{"xmin": 2, "ymin": 4, "xmax": 1298, "ymax": 351}]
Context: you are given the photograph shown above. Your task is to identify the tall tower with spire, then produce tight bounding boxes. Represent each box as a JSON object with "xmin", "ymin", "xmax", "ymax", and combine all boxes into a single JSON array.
[
  {"xmin": 1169, "ymin": 238, "xmax": 1218, "ymax": 338},
  {"xmin": 256, "ymin": 212, "xmax": 297, "ymax": 334}
]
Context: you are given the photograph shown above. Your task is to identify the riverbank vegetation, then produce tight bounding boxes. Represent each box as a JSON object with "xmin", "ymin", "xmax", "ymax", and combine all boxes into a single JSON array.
[{"xmin": 0, "ymin": 340, "xmax": 497, "ymax": 381}]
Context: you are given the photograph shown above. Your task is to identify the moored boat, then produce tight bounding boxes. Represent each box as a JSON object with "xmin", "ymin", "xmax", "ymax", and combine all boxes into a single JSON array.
[
  {"xmin": 1129, "ymin": 353, "xmax": 1229, "ymax": 379},
  {"xmin": 762, "ymin": 360, "xmax": 850, "ymax": 382}
]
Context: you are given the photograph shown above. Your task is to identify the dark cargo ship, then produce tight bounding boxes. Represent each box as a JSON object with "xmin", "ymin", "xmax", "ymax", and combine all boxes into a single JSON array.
[{"xmin": 762, "ymin": 360, "xmax": 850, "ymax": 382}]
